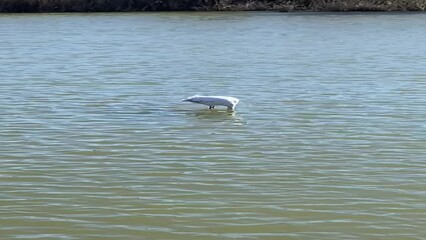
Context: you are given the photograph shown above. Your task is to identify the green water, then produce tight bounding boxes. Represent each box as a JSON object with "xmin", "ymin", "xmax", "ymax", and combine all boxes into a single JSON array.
[{"xmin": 1, "ymin": 12, "xmax": 425, "ymax": 239}]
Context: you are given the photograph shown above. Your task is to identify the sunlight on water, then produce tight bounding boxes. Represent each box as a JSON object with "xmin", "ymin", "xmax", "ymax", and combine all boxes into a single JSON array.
[{"xmin": 1, "ymin": 12, "xmax": 426, "ymax": 239}]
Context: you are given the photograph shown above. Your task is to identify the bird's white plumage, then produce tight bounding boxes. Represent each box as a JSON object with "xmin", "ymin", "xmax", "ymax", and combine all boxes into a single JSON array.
[{"xmin": 182, "ymin": 95, "xmax": 239, "ymax": 110}]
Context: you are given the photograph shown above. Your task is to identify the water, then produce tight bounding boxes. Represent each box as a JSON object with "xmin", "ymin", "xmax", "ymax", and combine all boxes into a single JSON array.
[{"xmin": 1, "ymin": 12, "xmax": 426, "ymax": 239}]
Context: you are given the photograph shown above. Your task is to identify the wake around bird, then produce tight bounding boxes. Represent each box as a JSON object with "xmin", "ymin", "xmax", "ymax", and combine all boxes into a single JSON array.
[{"xmin": 182, "ymin": 95, "xmax": 239, "ymax": 111}]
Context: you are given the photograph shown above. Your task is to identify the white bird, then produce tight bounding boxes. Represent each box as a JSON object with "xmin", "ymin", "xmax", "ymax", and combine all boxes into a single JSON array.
[{"xmin": 182, "ymin": 95, "xmax": 240, "ymax": 111}]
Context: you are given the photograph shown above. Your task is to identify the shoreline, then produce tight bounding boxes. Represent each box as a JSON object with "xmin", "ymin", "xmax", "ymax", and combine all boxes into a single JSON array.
[{"xmin": 0, "ymin": 0, "xmax": 425, "ymax": 13}]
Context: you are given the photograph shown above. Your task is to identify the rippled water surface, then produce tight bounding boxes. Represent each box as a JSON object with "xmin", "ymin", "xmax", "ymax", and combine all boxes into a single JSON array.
[{"xmin": 1, "ymin": 12, "xmax": 426, "ymax": 239}]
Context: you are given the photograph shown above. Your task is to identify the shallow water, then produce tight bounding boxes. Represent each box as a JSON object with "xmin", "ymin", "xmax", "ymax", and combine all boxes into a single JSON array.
[{"xmin": 1, "ymin": 12, "xmax": 425, "ymax": 239}]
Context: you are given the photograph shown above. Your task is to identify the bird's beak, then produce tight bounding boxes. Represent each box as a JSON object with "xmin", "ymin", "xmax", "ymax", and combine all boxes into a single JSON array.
[{"xmin": 182, "ymin": 99, "xmax": 189, "ymax": 102}]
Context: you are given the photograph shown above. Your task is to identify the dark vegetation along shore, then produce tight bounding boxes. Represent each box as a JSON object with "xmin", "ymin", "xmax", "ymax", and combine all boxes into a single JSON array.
[{"xmin": 0, "ymin": 0, "xmax": 425, "ymax": 12}]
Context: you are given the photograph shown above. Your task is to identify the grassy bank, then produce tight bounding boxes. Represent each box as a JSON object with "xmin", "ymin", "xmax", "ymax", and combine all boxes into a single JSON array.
[{"xmin": 0, "ymin": 0, "xmax": 425, "ymax": 12}]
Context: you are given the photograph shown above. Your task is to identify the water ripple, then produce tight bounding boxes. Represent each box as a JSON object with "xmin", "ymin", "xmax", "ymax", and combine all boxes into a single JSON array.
[{"xmin": 1, "ymin": 12, "xmax": 426, "ymax": 240}]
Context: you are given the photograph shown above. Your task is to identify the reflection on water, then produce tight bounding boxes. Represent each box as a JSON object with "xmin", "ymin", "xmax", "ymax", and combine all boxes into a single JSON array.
[
  {"xmin": 1, "ymin": 12, "xmax": 426, "ymax": 240},
  {"xmin": 192, "ymin": 109, "xmax": 236, "ymax": 119}
]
